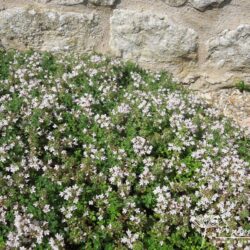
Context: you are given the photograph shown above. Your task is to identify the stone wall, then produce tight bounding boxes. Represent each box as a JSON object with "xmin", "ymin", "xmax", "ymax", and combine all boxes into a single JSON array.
[{"xmin": 0, "ymin": 0, "xmax": 249, "ymax": 90}]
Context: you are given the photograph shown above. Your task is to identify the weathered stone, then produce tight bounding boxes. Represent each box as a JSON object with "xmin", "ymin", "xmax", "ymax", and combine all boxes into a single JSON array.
[
  {"xmin": 162, "ymin": 0, "xmax": 187, "ymax": 7},
  {"xmin": 34, "ymin": 0, "xmax": 116, "ymax": 5},
  {"xmin": 207, "ymin": 25, "xmax": 250, "ymax": 71},
  {"xmin": 189, "ymin": 0, "xmax": 226, "ymax": 11},
  {"xmin": 0, "ymin": 7, "xmax": 102, "ymax": 52},
  {"xmin": 49, "ymin": 0, "xmax": 84, "ymax": 5},
  {"xmin": 110, "ymin": 10, "xmax": 198, "ymax": 67},
  {"xmin": 89, "ymin": 0, "xmax": 116, "ymax": 6},
  {"xmin": 34, "ymin": 0, "xmax": 51, "ymax": 3}
]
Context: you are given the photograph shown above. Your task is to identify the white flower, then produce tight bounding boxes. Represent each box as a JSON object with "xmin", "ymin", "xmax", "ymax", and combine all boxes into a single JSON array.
[{"xmin": 43, "ymin": 205, "xmax": 51, "ymax": 213}]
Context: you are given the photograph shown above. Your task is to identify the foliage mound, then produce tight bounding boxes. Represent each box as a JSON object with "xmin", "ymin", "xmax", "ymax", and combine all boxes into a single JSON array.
[{"xmin": 0, "ymin": 50, "xmax": 249, "ymax": 249}]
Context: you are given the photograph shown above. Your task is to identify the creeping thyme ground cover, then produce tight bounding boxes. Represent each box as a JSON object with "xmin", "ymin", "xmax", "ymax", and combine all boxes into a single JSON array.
[{"xmin": 0, "ymin": 50, "xmax": 249, "ymax": 250}]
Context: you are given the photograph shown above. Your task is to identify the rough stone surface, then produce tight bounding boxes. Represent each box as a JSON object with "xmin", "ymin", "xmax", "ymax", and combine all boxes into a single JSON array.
[
  {"xmin": 162, "ymin": 0, "xmax": 226, "ymax": 10},
  {"xmin": 34, "ymin": 0, "xmax": 116, "ymax": 5},
  {"xmin": 89, "ymin": 0, "xmax": 116, "ymax": 6},
  {"xmin": 110, "ymin": 10, "xmax": 198, "ymax": 75},
  {"xmin": 198, "ymin": 89, "xmax": 250, "ymax": 135},
  {"xmin": 207, "ymin": 25, "xmax": 250, "ymax": 71},
  {"xmin": 35, "ymin": 0, "xmax": 229, "ymax": 9},
  {"xmin": 0, "ymin": 7, "xmax": 102, "ymax": 52},
  {"xmin": 34, "ymin": 0, "xmax": 51, "ymax": 3},
  {"xmin": 189, "ymin": 0, "xmax": 226, "ymax": 11},
  {"xmin": 49, "ymin": 0, "xmax": 85, "ymax": 5},
  {"xmin": 162, "ymin": 0, "xmax": 187, "ymax": 7}
]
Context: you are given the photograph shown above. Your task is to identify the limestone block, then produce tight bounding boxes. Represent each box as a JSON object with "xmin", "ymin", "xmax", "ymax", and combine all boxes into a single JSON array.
[
  {"xmin": 50, "ymin": 0, "xmax": 85, "ymax": 5},
  {"xmin": 162, "ymin": 0, "xmax": 187, "ymax": 7},
  {"xmin": 189, "ymin": 0, "xmax": 226, "ymax": 11},
  {"xmin": 33, "ymin": 0, "xmax": 116, "ymax": 6},
  {"xmin": 0, "ymin": 7, "xmax": 102, "ymax": 52},
  {"xmin": 110, "ymin": 10, "xmax": 198, "ymax": 66},
  {"xmin": 89, "ymin": 0, "xmax": 116, "ymax": 6},
  {"xmin": 207, "ymin": 25, "xmax": 250, "ymax": 70},
  {"xmin": 34, "ymin": 0, "xmax": 52, "ymax": 3}
]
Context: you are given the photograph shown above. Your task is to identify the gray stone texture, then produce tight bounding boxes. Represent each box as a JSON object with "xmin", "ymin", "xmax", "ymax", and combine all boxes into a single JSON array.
[
  {"xmin": 34, "ymin": 0, "xmax": 116, "ymax": 5},
  {"xmin": 49, "ymin": 0, "xmax": 85, "ymax": 5},
  {"xmin": 0, "ymin": 7, "xmax": 102, "ymax": 52},
  {"xmin": 89, "ymin": 0, "xmax": 116, "ymax": 6},
  {"xmin": 162, "ymin": 0, "xmax": 187, "ymax": 7},
  {"xmin": 110, "ymin": 10, "xmax": 198, "ymax": 69},
  {"xmin": 207, "ymin": 25, "xmax": 250, "ymax": 71},
  {"xmin": 189, "ymin": 0, "xmax": 227, "ymax": 11}
]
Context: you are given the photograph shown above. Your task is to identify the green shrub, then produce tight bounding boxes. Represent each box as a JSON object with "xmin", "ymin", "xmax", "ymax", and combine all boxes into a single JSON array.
[{"xmin": 0, "ymin": 50, "xmax": 249, "ymax": 249}]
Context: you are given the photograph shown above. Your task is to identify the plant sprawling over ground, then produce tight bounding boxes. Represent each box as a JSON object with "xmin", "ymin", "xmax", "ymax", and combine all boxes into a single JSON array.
[{"xmin": 0, "ymin": 50, "xmax": 249, "ymax": 250}]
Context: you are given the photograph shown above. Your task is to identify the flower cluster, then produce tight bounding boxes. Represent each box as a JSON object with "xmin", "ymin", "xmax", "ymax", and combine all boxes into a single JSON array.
[
  {"xmin": 6, "ymin": 209, "xmax": 51, "ymax": 249},
  {"xmin": 131, "ymin": 136, "xmax": 153, "ymax": 156},
  {"xmin": 0, "ymin": 50, "xmax": 249, "ymax": 249}
]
